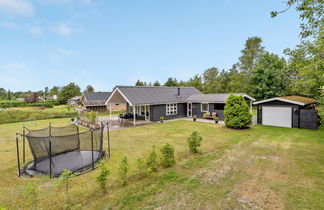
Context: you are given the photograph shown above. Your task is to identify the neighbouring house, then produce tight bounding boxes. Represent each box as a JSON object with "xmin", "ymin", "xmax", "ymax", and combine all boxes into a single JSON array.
[
  {"xmin": 254, "ymin": 96, "xmax": 319, "ymax": 129},
  {"xmin": 105, "ymin": 86, "xmax": 255, "ymax": 125},
  {"xmin": 81, "ymin": 92, "xmax": 126, "ymax": 112},
  {"xmin": 46, "ymin": 95, "xmax": 58, "ymax": 100},
  {"xmin": 68, "ymin": 96, "xmax": 81, "ymax": 105},
  {"xmin": 16, "ymin": 98, "xmax": 25, "ymax": 102}
]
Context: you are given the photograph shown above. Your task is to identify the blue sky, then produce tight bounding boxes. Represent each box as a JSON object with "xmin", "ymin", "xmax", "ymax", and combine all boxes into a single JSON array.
[{"xmin": 0, "ymin": 0, "xmax": 301, "ymax": 92}]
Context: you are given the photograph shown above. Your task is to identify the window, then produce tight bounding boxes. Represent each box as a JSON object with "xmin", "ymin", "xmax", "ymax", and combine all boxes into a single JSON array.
[
  {"xmin": 166, "ymin": 103, "xmax": 177, "ymax": 115},
  {"xmin": 201, "ymin": 103, "xmax": 209, "ymax": 112}
]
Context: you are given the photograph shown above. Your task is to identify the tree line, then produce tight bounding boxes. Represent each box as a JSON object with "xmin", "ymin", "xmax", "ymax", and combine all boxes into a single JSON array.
[{"xmin": 0, "ymin": 84, "xmax": 95, "ymax": 104}]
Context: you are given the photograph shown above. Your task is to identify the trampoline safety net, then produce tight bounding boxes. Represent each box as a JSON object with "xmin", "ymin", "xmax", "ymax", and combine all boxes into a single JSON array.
[{"xmin": 22, "ymin": 124, "xmax": 106, "ymax": 177}]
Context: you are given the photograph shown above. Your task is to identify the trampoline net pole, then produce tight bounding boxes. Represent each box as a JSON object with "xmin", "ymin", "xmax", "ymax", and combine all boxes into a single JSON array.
[
  {"xmin": 23, "ymin": 127, "xmax": 25, "ymax": 164},
  {"xmin": 16, "ymin": 134, "xmax": 21, "ymax": 177},
  {"xmin": 107, "ymin": 123, "xmax": 110, "ymax": 159},
  {"xmin": 49, "ymin": 123, "xmax": 52, "ymax": 178},
  {"xmin": 91, "ymin": 130, "xmax": 94, "ymax": 170},
  {"xmin": 77, "ymin": 126, "xmax": 80, "ymax": 150}
]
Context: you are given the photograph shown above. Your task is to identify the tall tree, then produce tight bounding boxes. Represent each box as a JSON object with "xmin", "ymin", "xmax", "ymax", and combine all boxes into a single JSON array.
[
  {"xmin": 202, "ymin": 67, "xmax": 220, "ymax": 93},
  {"xmin": 7, "ymin": 90, "xmax": 12, "ymax": 100},
  {"xmin": 58, "ymin": 83, "xmax": 81, "ymax": 104},
  {"xmin": 250, "ymin": 53, "xmax": 288, "ymax": 100},
  {"xmin": 164, "ymin": 77, "xmax": 178, "ymax": 86},
  {"xmin": 84, "ymin": 85, "xmax": 94, "ymax": 93},
  {"xmin": 153, "ymin": 81, "xmax": 161, "ymax": 86},
  {"xmin": 187, "ymin": 74, "xmax": 204, "ymax": 92},
  {"xmin": 135, "ymin": 80, "xmax": 146, "ymax": 86},
  {"xmin": 239, "ymin": 37, "xmax": 265, "ymax": 75},
  {"xmin": 0, "ymin": 88, "xmax": 6, "ymax": 100},
  {"xmin": 49, "ymin": 86, "xmax": 60, "ymax": 96}
]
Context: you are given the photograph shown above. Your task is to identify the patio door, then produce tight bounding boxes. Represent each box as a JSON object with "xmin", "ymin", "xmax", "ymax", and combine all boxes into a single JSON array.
[
  {"xmin": 145, "ymin": 105, "xmax": 150, "ymax": 121},
  {"xmin": 187, "ymin": 103, "xmax": 192, "ymax": 117}
]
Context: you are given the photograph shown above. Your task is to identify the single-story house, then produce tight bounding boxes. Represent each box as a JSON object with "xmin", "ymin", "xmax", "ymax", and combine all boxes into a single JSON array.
[
  {"xmin": 81, "ymin": 92, "xmax": 126, "ymax": 112},
  {"xmin": 253, "ymin": 96, "xmax": 319, "ymax": 129},
  {"xmin": 68, "ymin": 96, "xmax": 81, "ymax": 105},
  {"xmin": 105, "ymin": 86, "xmax": 255, "ymax": 125}
]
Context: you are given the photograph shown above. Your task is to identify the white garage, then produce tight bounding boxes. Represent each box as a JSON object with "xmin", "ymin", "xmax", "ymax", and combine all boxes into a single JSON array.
[{"xmin": 262, "ymin": 106, "xmax": 292, "ymax": 128}]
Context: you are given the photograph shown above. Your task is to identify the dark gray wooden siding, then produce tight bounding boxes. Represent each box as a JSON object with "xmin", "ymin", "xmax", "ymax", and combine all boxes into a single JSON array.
[
  {"xmin": 255, "ymin": 100, "xmax": 318, "ymax": 129},
  {"xmin": 192, "ymin": 103, "xmax": 225, "ymax": 120},
  {"xmin": 150, "ymin": 103, "xmax": 187, "ymax": 121}
]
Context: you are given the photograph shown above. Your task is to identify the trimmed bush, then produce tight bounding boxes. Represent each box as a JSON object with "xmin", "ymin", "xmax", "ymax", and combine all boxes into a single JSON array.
[
  {"xmin": 0, "ymin": 109, "xmax": 77, "ymax": 124},
  {"xmin": 187, "ymin": 131, "xmax": 203, "ymax": 153},
  {"xmin": 160, "ymin": 143, "xmax": 175, "ymax": 168},
  {"xmin": 0, "ymin": 100, "xmax": 60, "ymax": 108},
  {"xmin": 224, "ymin": 95, "xmax": 252, "ymax": 129}
]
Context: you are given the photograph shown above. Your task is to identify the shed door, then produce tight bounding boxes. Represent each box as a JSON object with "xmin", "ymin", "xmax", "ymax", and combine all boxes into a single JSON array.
[{"xmin": 262, "ymin": 106, "xmax": 292, "ymax": 128}]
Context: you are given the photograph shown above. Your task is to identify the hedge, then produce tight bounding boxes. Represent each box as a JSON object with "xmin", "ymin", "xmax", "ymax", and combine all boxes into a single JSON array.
[
  {"xmin": 0, "ymin": 100, "xmax": 60, "ymax": 108},
  {"xmin": 0, "ymin": 109, "xmax": 77, "ymax": 124}
]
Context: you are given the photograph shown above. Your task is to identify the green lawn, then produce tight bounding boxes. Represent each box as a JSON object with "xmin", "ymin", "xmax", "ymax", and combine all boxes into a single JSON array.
[{"xmin": 0, "ymin": 118, "xmax": 323, "ymax": 209}]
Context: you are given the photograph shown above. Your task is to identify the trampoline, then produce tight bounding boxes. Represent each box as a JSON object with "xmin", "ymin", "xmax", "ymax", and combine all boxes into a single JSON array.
[{"xmin": 16, "ymin": 123, "xmax": 110, "ymax": 178}]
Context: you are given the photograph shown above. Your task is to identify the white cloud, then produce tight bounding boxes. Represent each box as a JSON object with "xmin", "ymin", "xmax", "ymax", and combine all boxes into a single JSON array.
[
  {"xmin": 29, "ymin": 26, "xmax": 43, "ymax": 35},
  {"xmin": 3, "ymin": 62, "xmax": 29, "ymax": 72},
  {"xmin": 0, "ymin": 0, "xmax": 34, "ymax": 16},
  {"xmin": 57, "ymin": 48, "xmax": 76, "ymax": 56},
  {"xmin": 50, "ymin": 24, "xmax": 77, "ymax": 37},
  {"xmin": 40, "ymin": 0, "xmax": 91, "ymax": 4},
  {"xmin": 0, "ymin": 21, "xmax": 19, "ymax": 28}
]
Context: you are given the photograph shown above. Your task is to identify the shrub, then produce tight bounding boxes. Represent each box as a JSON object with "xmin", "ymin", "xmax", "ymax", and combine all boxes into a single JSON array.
[
  {"xmin": 95, "ymin": 159, "xmax": 110, "ymax": 193},
  {"xmin": 24, "ymin": 182, "xmax": 39, "ymax": 209},
  {"xmin": 224, "ymin": 95, "xmax": 252, "ymax": 129},
  {"xmin": 57, "ymin": 169, "xmax": 75, "ymax": 204},
  {"xmin": 160, "ymin": 143, "xmax": 175, "ymax": 168},
  {"xmin": 146, "ymin": 146, "xmax": 158, "ymax": 173},
  {"xmin": 136, "ymin": 158, "xmax": 147, "ymax": 178},
  {"xmin": 118, "ymin": 156, "xmax": 129, "ymax": 186},
  {"xmin": 187, "ymin": 131, "xmax": 203, "ymax": 153}
]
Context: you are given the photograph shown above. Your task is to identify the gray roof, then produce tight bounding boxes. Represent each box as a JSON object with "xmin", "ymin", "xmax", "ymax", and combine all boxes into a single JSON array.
[
  {"xmin": 112, "ymin": 86, "xmax": 202, "ymax": 105},
  {"xmin": 186, "ymin": 93, "xmax": 255, "ymax": 103},
  {"xmin": 82, "ymin": 92, "xmax": 111, "ymax": 106}
]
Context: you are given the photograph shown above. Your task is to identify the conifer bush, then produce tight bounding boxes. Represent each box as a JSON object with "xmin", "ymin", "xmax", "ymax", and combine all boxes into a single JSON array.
[
  {"xmin": 95, "ymin": 159, "xmax": 110, "ymax": 193},
  {"xmin": 118, "ymin": 156, "xmax": 129, "ymax": 186},
  {"xmin": 160, "ymin": 143, "xmax": 175, "ymax": 168},
  {"xmin": 187, "ymin": 131, "xmax": 203, "ymax": 153},
  {"xmin": 224, "ymin": 95, "xmax": 252, "ymax": 129},
  {"xmin": 146, "ymin": 146, "xmax": 158, "ymax": 173}
]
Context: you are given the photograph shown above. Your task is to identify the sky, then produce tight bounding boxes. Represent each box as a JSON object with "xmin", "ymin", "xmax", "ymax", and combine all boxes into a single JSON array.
[{"xmin": 0, "ymin": 0, "xmax": 301, "ymax": 92}]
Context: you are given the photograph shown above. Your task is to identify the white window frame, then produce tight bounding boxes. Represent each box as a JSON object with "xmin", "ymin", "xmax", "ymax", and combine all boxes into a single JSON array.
[
  {"xmin": 166, "ymin": 103, "xmax": 177, "ymax": 115},
  {"xmin": 201, "ymin": 103, "xmax": 209, "ymax": 112}
]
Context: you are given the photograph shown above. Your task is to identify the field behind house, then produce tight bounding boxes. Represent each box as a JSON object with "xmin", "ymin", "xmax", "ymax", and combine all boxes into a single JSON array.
[{"xmin": 0, "ymin": 118, "xmax": 323, "ymax": 209}]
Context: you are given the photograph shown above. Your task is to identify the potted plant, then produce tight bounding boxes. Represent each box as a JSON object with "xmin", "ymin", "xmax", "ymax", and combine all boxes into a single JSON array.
[
  {"xmin": 214, "ymin": 116, "xmax": 219, "ymax": 124},
  {"xmin": 71, "ymin": 117, "xmax": 75, "ymax": 122},
  {"xmin": 193, "ymin": 115, "xmax": 197, "ymax": 121},
  {"xmin": 160, "ymin": 116, "xmax": 164, "ymax": 123},
  {"xmin": 203, "ymin": 113, "xmax": 207, "ymax": 119}
]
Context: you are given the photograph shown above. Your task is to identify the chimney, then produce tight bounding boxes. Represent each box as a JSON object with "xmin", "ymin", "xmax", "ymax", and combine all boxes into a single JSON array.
[{"xmin": 177, "ymin": 87, "xmax": 180, "ymax": 96}]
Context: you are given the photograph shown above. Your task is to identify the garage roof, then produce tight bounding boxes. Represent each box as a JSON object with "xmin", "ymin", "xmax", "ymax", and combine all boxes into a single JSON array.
[{"xmin": 253, "ymin": 96, "xmax": 316, "ymax": 106}]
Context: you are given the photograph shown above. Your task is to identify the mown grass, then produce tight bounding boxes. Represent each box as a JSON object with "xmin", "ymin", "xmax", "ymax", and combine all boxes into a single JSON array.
[{"xmin": 0, "ymin": 118, "xmax": 323, "ymax": 209}]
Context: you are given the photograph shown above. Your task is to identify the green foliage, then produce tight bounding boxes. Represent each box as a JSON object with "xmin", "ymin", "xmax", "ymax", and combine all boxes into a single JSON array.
[
  {"xmin": 271, "ymin": 0, "xmax": 323, "ymax": 38},
  {"xmin": 153, "ymin": 81, "xmax": 161, "ymax": 86},
  {"xmin": 202, "ymin": 67, "xmax": 220, "ymax": 93},
  {"xmin": 136, "ymin": 158, "xmax": 147, "ymax": 178},
  {"xmin": 95, "ymin": 159, "xmax": 110, "ymax": 193},
  {"xmin": 24, "ymin": 182, "xmax": 39, "ymax": 209},
  {"xmin": 84, "ymin": 85, "xmax": 94, "ymax": 93},
  {"xmin": 146, "ymin": 146, "xmax": 158, "ymax": 172},
  {"xmin": 250, "ymin": 52, "xmax": 288, "ymax": 100},
  {"xmin": 193, "ymin": 115, "xmax": 197, "ymax": 120},
  {"xmin": 224, "ymin": 95, "xmax": 252, "ymax": 129},
  {"xmin": 187, "ymin": 131, "xmax": 203, "ymax": 153},
  {"xmin": 0, "ymin": 100, "xmax": 59, "ymax": 108},
  {"xmin": 80, "ymin": 111, "xmax": 98, "ymax": 124},
  {"xmin": 57, "ymin": 170, "xmax": 75, "ymax": 204},
  {"xmin": 135, "ymin": 80, "xmax": 147, "ymax": 86},
  {"xmin": 0, "ymin": 109, "xmax": 77, "ymax": 124},
  {"xmin": 58, "ymin": 83, "xmax": 81, "ymax": 104},
  {"xmin": 160, "ymin": 143, "xmax": 175, "ymax": 168},
  {"xmin": 187, "ymin": 74, "xmax": 204, "ymax": 92},
  {"xmin": 164, "ymin": 77, "xmax": 178, "ymax": 86},
  {"xmin": 160, "ymin": 116, "xmax": 164, "ymax": 121},
  {"xmin": 118, "ymin": 156, "xmax": 129, "ymax": 186}
]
